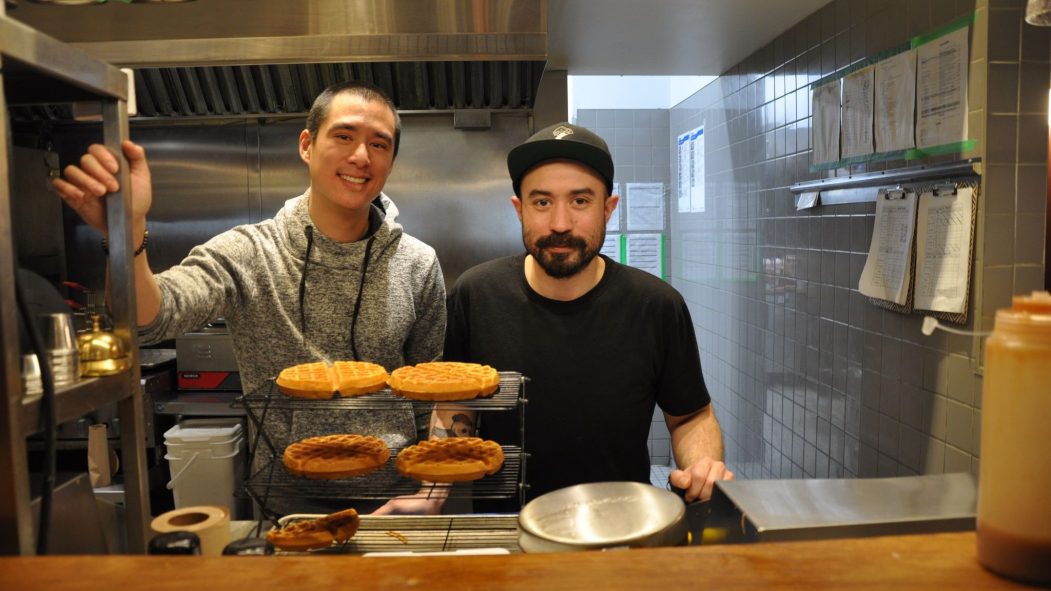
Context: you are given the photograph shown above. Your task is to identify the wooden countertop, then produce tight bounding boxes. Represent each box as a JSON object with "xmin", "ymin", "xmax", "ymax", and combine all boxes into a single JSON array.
[{"xmin": 0, "ymin": 532, "xmax": 1037, "ymax": 590}]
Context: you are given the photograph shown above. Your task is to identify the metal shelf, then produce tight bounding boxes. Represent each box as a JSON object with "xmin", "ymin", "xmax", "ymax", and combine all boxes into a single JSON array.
[
  {"xmin": 1, "ymin": 11, "xmax": 149, "ymax": 555},
  {"xmin": 269, "ymin": 514, "xmax": 522, "ymax": 555},
  {"xmin": 246, "ymin": 445, "xmax": 523, "ymax": 501},
  {"xmin": 241, "ymin": 371, "xmax": 529, "ymax": 517},
  {"xmin": 237, "ymin": 371, "xmax": 525, "ymax": 412},
  {"xmin": 19, "ymin": 373, "xmax": 135, "ymax": 437},
  {"xmin": 0, "ymin": 15, "xmax": 128, "ymax": 104}
]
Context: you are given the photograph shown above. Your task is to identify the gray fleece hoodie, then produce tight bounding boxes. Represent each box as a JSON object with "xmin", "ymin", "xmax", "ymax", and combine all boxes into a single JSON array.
[{"xmin": 140, "ymin": 191, "xmax": 445, "ymax": 514}]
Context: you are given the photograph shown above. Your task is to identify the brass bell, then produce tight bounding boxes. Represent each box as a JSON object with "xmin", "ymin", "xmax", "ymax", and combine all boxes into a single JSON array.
[{"xmin": 77, "ymin": 314, "xmax": 131, "ymax": 376}]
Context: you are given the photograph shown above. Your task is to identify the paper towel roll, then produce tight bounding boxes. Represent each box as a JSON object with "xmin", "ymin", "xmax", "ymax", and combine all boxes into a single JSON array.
[{"xmin": 151, "ymin": 506, "xmax": 230, "ymax": 556}]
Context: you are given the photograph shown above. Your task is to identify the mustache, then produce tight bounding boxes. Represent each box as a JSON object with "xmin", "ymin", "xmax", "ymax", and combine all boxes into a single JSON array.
[{"xmin": 535, "ymin": 232, "xmax": 587, "ymax": 250}]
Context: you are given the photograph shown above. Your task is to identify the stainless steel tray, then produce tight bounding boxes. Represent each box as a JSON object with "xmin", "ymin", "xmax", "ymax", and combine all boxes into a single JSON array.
[{"xmin": 266, "ymin": 513, "xmax": 521, "ymax": 554}]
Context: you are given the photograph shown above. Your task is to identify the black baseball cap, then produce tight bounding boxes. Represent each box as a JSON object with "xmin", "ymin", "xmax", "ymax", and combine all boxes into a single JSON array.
[{"xmin": 507, "ymin": 122, "xmax": 615, "ymax": 197}]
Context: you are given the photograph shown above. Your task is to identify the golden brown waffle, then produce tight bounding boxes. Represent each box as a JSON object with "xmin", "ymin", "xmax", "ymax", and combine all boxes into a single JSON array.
[
  {"xmin": 276, "ymin": 362, "xmax": 335, "ymax": 399},
  {"xmin": 283, "ymin": 434, "xmax": 391, "ymax": 479},
  {"xmin": 331, "ymin": 361, "xmax": 389, "ymax": 397},
  {"xmin": 276, "ymin": 361, "xmax": 389, "ymax": 399},
  {"xmin": 388, "ymin": 362, "xmax": 500, "ymax": 401},
  {"xmin": 396, "ymin": 437, "xmax": 504, "ymax": 482},
  {"xmin": 266, "ymin": 508, "xmax": 360, "ymax": 551}
]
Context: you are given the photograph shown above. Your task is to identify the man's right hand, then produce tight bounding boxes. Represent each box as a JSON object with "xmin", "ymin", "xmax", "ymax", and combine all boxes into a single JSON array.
[
  {"xmin": 371, "ymin": 494, "xmax": 447, "ymax": 516},
  {"xmin": 51, "ymin": 140, "xmax": 152, "ymax": 236}
]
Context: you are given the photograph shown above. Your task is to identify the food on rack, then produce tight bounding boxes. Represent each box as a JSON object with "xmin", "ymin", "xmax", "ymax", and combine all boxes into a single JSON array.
[
  {"xmin": 283, "ymin": 434, "xmax": 391, "ymax": 479},
  {"xmin": 388, "ymin": 361, "xmax": 500, "ymax": 401},
  {"xmin": 331, "ymin": 361, "xmax": 390, "ymax": 396},
  {"xmin": 276, "ymin": 360, "xmax": 389, "ymax": 399},
  {"xmin": 266, "ymin": 508, "xmax": 360, "ymax": 551},
  {"xmin": 396, "ymin": 437, "xmax": 504, "ymax": 482}
]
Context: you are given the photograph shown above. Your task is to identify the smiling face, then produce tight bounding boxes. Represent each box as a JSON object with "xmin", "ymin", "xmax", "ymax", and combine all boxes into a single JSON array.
[
  {"xmin": 299, "ymin": 92, "xmax": 397, "ymax": 219},
  {"xmin": 513, "ymin": 159, "xmax": 619, "ymax": 279}
]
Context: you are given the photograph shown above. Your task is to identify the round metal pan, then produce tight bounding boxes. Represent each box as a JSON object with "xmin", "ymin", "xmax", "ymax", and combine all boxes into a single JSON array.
[{"xmin": 517, "ymin": 481, "xmax": 688, "ymax": 552}]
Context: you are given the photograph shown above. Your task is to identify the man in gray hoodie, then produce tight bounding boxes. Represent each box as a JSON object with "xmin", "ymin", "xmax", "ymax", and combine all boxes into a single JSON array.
[{"xmin": 53, "ymin": 81, "xmax": 446, "ymax": 516}]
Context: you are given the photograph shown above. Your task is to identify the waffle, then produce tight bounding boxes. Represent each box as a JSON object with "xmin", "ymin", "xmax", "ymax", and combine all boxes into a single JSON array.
[
  {"xmin": 276, "ymin": 361, "xmax": 388, "ymax": 399},
  {"xmin": 396, "ymin": 437, "xmax": 504, "ymax": 482},
  {"xmin": 283, "ymin": 434, "xmax": 391, "ymax": 479},
  {"xmin": 332, "ymin": 361, "xmax": 390, "ymax": 396},
  {"xmin": 388, "ymin": 362, "xmax": 500, "ymax": 401},
  {"xmin": 266, "ymin": 508, "xmax": 360, "ymax": 551}
]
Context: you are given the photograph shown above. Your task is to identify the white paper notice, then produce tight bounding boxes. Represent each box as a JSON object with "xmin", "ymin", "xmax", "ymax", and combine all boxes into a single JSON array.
[
  {"xmin": 874, "ymin": 50, "xmax": 917, "ymax": 153},
  {"xmin": 690, "ymin": 127, "xmax": 705, "ymax": 212},
  {"xmin": 841, "ymin": 65, "xmax": 875, "ymax": 159},
  {"xmin": 914, "ymin": 187, "xmax": 974, "ymax": 313},
  {"xmin": 916, "ymin": 26, "xmax": 969, "ymax": 149},
  {"xmin": 677, "ymin": 126, "xmax": 705, "ymax": 213},
  {"xmin": 626, "ymin": 182, "xmax": 665, "ymax": 231},
  {"xmin": 601, "ymin": 233, "xmax": 620, "ymax": 263},
  {"xmin": 858, "ymin": 191, "xmax": 918, "ymax": 305},
  {"xmin": 626, "ymin": 233, "xmax": 663, "ymax": 278},
  {"xmin": 606, "ymin": 182, "xmax": 622, "ymax": 232},
  {"xmin": 812, "ymin": 80, "xmax": 841, "ymax": 165}
]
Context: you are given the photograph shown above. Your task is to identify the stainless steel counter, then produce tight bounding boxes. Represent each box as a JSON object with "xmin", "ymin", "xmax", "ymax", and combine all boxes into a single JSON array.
[{"xmin": 708, "ymin": 472, "xmax": 977, "ymax": 542}]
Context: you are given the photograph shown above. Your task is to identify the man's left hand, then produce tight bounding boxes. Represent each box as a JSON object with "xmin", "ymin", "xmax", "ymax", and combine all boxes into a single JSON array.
[{"xmin": 668, "ymin": 457, "xmax": 734, "ymax": 502}]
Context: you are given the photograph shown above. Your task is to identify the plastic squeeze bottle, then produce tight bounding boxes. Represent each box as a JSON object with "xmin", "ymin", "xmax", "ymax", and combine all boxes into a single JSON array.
[{"xmin": 976, "ymin": 290, "xmax": 1051, "ymax": 584}]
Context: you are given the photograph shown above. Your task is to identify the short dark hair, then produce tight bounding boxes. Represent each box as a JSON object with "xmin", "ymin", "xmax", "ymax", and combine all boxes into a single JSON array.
[{"xmin": 305, "ymin": 80, "xmax": 402, "ymax": 158}]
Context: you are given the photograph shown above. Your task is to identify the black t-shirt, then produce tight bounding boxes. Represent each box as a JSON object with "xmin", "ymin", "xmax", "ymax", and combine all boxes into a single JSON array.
[{"xmin": 444, "ymin": 254, "xmax": 710, "ymax": 509}]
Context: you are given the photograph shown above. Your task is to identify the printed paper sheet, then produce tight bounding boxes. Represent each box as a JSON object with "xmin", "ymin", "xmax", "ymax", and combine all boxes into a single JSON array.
[
  {"xmin": 841, "ymin": 65, "xmax": 875, "ymax": 159},
  {"xmin": 812, "ymin": 80, "xmax": 842, "ymax": 165},
  {"xmin": 626, "ymin": 182, "xmax": 665, "ymax": 232},
  {"xmin": 916, "ymin": 26, "xmax": 969, "ymax": 149},
  {"xmin": 874, "ymin": 50, "xmax": 917, "ymax": 153},
  {"xmin": 625, "ymin": 233, "xmax": 663, "ymax": 278},
  {"xmin": 914, "ymin": 187, "xmax": 974, "ymax": 313},
  {"xmin": 859, "ymin": 190, "xmax": 918, "ymax": 305}
]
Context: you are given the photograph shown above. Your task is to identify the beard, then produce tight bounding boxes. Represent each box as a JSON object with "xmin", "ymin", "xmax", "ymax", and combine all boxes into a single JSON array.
[{"xmin": 526, "ymin": 230, "xmax": 602, "ymax": 278}]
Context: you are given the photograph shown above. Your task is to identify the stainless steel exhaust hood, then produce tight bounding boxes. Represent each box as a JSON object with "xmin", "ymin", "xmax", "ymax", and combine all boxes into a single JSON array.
[{"xmin": 7, "ymin": 0, "xmax": 547, "ymax": 119}]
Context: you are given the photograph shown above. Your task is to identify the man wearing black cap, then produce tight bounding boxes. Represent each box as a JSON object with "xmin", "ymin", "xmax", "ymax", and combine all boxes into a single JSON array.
[{"xmin": 377, "ymin": 122, "xmax": 732, "ymax": 515}]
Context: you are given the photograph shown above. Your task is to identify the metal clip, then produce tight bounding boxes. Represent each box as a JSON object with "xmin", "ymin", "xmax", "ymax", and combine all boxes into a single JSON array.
[
  {"xmin": 934, "ymin": 182, "xmax": 958, "ymax": 196},
  {"xmin": 881, "ymin": 186, "xmax": 906, "ymax": 200}
]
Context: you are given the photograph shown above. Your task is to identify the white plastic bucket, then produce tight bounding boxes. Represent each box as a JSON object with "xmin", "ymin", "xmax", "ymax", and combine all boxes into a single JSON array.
[{"xmin": 164, "ymin": 418, "xmax": 246, "ymax": 514}]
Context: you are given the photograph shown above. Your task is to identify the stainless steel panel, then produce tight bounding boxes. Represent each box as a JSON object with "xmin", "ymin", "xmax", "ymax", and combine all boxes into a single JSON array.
[
  {"xmin": 708, "ymin": 473, "xmax": 977, "ymax": 543},
  {"xmin": 59, "ymin": 123, "xmax": 253, "ymax": 285},
  {"xmin": 382, "ymin": 112, "xmax": 528, "ymax": 286},
  {"xmin": 7, "ymin": 0, "xmax": 547, "ymax": 121}
]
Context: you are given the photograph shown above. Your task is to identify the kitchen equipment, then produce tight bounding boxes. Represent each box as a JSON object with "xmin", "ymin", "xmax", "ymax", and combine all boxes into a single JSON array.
[
  {"xmin": 222, "ymin": 538, "xmax": 274, "ymax": 556},
  {"xmin": 163, "ymin": 418, "xmax": 246, "ymax": 516},
  {"xmin": 21, "ymin": 353, "xmax": 42, "ymax": 396},
  {"xmin": 39, "ymin": 312, "xmax": 79, "ymax": 385},
  {"xmin": 705, "ymin": 472, "xmax": 976, "ymax": 543},
  {"xmin": 268, "ymin": 514, "xmax": 520, "ymax": 554},
  {"xmin": 977, "ymin": 290, "xmax": 1051, "ymax": 584},
  {"xmin": 517, "ymin": 481, "xmax": 688, "ymax": 552},
  {"xmin": 148, "ymin": 531, "xmax": 201, "ymax": 555},
  {"xmin": 176, "ymin": 323, "xmax": 241, "ymax": 390},
  {"xmin": 77, "ymin": 313, "xmax": 131, "ymax": 377}
]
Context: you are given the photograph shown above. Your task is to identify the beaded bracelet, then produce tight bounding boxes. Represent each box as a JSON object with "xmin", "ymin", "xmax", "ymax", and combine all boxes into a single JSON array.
[{"xmin": 101, "ymin": 229, "xmax": 149, "ymax": 257}]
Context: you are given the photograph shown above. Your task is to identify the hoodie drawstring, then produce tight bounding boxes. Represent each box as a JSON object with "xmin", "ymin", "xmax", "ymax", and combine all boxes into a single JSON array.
[
  {"xmin": 350, "ymin": 235, "xmax": 375, "ymax": 361},
  {"xmin": 298, "ymin": 225, "xmax": 315, "ymax": 338}
]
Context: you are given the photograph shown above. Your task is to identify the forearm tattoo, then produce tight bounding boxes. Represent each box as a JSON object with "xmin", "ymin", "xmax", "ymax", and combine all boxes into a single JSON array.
[{"xmin": 431, "ymin": 413, "xmax": 475, "ymax": 438}]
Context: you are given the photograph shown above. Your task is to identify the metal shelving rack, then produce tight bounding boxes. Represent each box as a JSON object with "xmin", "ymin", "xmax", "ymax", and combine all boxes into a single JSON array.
[
  {"xmin": 239, "ymin": 372, "xmax": 529, "ymax": 520},
  {"xmin": 0, "ymin": 10, "xmax": 149, "ymax": 554}
]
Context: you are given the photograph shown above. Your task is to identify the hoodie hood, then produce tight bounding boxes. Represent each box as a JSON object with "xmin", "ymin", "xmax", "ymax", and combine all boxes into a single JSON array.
[{"xmin": 278, "ymin": 190, "xmax": 402, "ymax": 270}]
